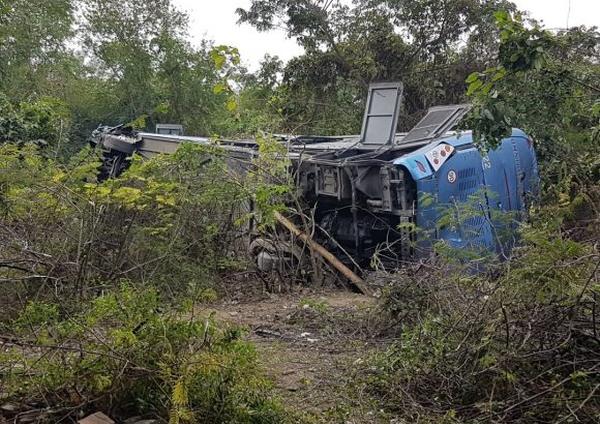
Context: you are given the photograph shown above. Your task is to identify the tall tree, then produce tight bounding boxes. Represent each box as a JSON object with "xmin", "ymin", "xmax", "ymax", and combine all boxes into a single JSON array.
[
  {"xmin": 0, "ymin": 0, "xmax": 74, "ymax": 96},
  {"xmin": 238, "ymin": 0, "xmax": 517, "ymax": 133},
  {"xmin": 464, "ymin": 12, "xmax": 599, "ymax": 223},
  {"xmin": 81, "ymin": 0, "xmax": 187, "ymax": 120}
]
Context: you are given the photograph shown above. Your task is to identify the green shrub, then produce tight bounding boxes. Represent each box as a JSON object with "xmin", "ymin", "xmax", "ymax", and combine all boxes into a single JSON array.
[
  {"xmin": 0, "ymin": 142, "xmax": 248, "ymax": 312},
  {"xmin": 370, "ymin": 221, "xmax": 599, "ymax": 423},
  {"xmin": 1, "ymin": 284, "xmax": 290, "ymax": 423},
  {"xmin": 0, "ymin": 94, "xmax": 70, "ymax": 148}
]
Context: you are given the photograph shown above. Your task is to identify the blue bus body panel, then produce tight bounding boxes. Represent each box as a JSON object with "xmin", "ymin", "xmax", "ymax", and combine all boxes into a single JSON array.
[
  {"xmin": 395, "ymin": 129, "xmax": 539, "ymax": 257},
  {"xmin": 436, "ymin": 147, "xmax": 495, "ymax": 251}
]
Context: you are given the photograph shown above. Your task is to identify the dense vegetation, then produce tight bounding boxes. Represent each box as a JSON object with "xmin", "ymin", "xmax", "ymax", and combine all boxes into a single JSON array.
[{"xmin": 0, "ymin": 0, "xmax": 598, "ymax": 422}]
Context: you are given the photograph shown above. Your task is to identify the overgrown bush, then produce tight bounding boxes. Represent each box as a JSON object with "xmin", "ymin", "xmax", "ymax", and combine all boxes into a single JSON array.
[
  {"xmin": 368, "ymin": 219, "xmax": 599, "ymax": 423},
  {"xmin": 0, "ymin": 284, "xmax": 289, "ymax": 423},
  {"xmin": 0, "ymin": 142, "xmax": 248, "ymax": 313},
  {"xmin": 0, "ymin": 94, "xmax": 70, "ymax": 148}
]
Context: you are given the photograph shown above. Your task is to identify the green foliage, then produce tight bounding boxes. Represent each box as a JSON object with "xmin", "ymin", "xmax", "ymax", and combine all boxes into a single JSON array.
[
  {"xmin": 371, "ymin": 220, "xmax": 599, "ymax": 422},
  {"xmin": 464, "ymin": 11, "xmax": 600, "ymax": 232},
  {"xmin": 0, "ymin": 0, "xmax": 73, "ymax": 95},
  {"xmin": 244, "ymin": 134, "xmax": 292, "ymax": 227},
  {"xmin": 2, "ymin": 284, "xmax": 289, "ymax": 423},
  {"xmin": 210, "ymin": 45, "xmax": 241, "ymax": 114},
  {"xmin": 495, "ymin": 10, "xmax": 553, "ymax": 72},
  {"xmin": 238, "ymin": 0, "xmax": 515, "ymax": 133},
  {"xmin": 80, "ymin": 0, "xmax": 233, "ymax": 137},
  {"xmin": 0, "ymin": 141, "xmax": 248, "ymax": 308},
  {"xmin": 0, "ymin": 0, "xmax": 257, "ymax": 152},
  {"xmin": 0, "ymin": 94, "xmax": 70, "ymax": 148},
  {"xmin": 0, "ymin": 139, "xmax": 293, "ymax": 420},
  {"xmin": 465, "ymin": 11, "xmax": 599, "ymax": 148}
]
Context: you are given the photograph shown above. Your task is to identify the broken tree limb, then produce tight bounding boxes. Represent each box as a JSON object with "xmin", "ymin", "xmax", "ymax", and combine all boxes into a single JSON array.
[{"xmin": 273, "ymin": 211, "xmax": 372, "ymax": 296}]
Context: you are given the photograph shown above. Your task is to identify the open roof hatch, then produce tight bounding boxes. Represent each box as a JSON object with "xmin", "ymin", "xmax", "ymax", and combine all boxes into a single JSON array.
[
  {"xmin": 360, "ymin": 82, "xmax": 404, "ymax": 145},
  {"xmin": 401, "ymin": 104, "xmax": 471, "ymax": 144}
]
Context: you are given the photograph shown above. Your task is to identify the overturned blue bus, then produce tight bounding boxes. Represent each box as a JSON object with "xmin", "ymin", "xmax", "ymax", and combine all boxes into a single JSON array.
[{"xmin": 92, "ymin": 82, "xmax": 539, "ymax": 272}]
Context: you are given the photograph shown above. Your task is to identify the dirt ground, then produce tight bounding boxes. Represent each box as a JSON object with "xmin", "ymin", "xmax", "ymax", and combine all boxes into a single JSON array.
[{"xmin": 206, "ymin": 288, "xmax": 392, "ymax": 421}]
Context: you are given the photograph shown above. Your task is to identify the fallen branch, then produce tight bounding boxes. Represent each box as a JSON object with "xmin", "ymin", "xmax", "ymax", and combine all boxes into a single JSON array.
[{"xmin": 273, "ymin": 211, "xmax": 372, "ymax": 296}]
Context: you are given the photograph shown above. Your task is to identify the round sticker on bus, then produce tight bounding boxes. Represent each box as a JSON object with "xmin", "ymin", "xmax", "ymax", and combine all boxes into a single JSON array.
[{"xmin": 447, "ymin": 170, "xmax": 457, "ymax": 183}]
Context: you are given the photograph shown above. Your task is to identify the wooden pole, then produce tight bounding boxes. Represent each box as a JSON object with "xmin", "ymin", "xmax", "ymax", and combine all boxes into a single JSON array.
[{"xmin": 273, "ymin": 211, "xmax": 372, "ymax": 296}]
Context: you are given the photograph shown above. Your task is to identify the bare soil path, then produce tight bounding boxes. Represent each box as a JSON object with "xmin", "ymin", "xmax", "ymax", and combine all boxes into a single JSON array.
[{"xmin": 206, "ymin": 289, "xmax": 391, "ymax": 421}]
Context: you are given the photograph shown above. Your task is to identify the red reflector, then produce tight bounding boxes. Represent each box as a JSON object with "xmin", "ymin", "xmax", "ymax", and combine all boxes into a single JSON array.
[{"xmin": 416, "ymin": 160, "xmax": 426, "ymax": 173}]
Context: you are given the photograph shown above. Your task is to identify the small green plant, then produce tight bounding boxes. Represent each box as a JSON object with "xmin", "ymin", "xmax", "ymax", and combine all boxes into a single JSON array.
[
  {"xmin": 243, "ymin": 133, "xmax": 293, "ymax": 228},
  {"xmin": 299, "ymin": 298, "xmax": 330, "ymax": 313}
]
